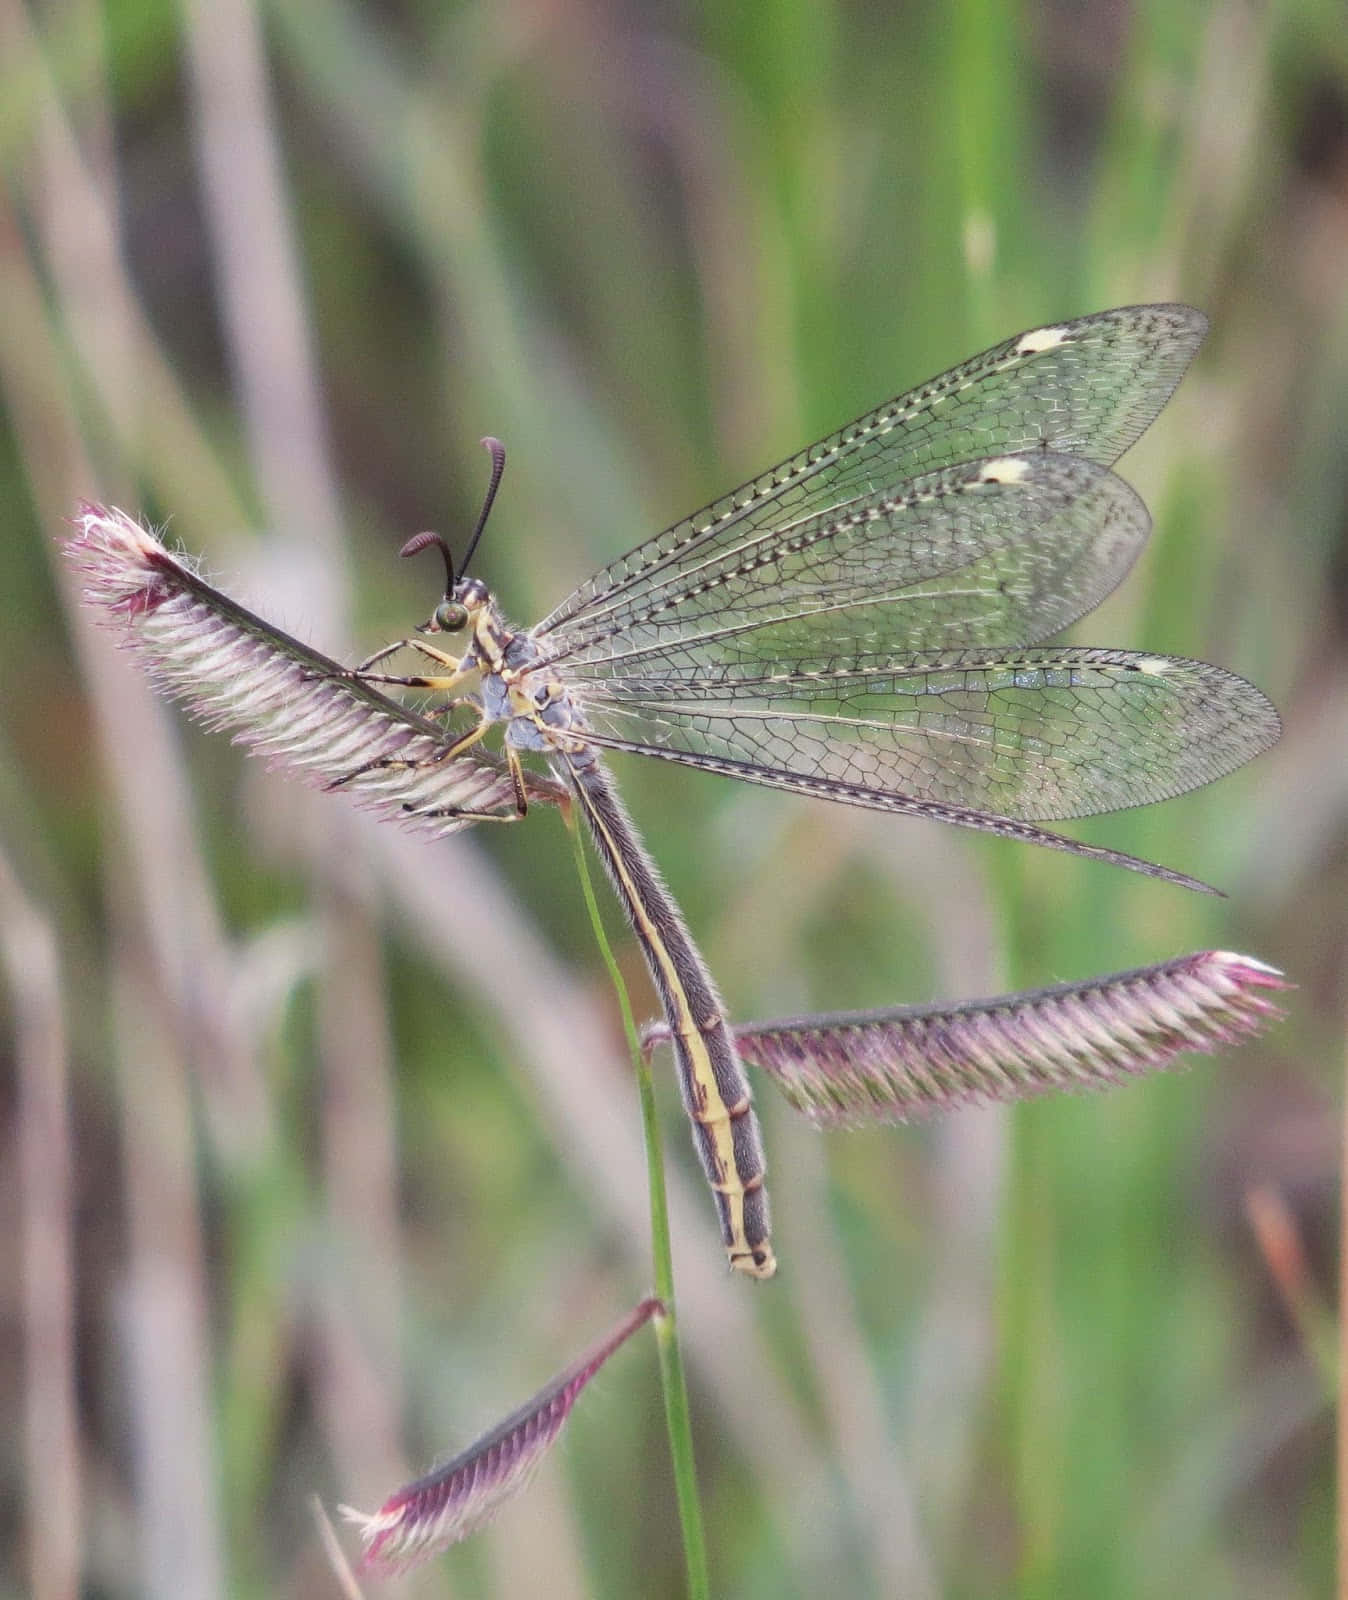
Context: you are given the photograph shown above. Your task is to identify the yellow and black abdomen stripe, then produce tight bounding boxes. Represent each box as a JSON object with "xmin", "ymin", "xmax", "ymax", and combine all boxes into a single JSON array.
[{"xmin": 563, "ymin": 752, "xmax": 774, "ymax": 1278}]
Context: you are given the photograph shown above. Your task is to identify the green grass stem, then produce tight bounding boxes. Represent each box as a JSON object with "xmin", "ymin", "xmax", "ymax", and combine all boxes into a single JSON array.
[{"xmin": 565, "ymin": 802, "xmax": 710, "ymax": 1600}]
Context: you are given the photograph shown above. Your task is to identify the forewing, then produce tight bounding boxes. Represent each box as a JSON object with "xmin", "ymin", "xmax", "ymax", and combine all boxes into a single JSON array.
[
  {"xmin": 574, "ymin": 648, "xmax": 1281, "ymax": 824},
  {"xmin": 540, "ymin": 454, "xmax": 1150, "ymax": 678},
  {"xmin": 537, "ymin": 304, "xmax": 1206, "ymax": 646}
]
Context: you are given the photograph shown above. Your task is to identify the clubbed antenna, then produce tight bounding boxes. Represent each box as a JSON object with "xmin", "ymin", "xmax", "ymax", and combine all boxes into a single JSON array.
[
  {"xmin": 396, "ymin": 437, "xmax": 506, "ymax": 594},
  {"xmin": 398, "ymin": 528, "xmax": 455, "ymax": 595},
  {"xmin": 459, "ymin": 435, "xmax": 506, "ymax": 576}
]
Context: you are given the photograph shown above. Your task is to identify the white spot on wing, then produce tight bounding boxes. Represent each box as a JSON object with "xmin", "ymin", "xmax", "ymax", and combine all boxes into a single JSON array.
[
  {"xmin": 978, "ymin": 456, "xmax": 1033, "ymax": 484},
  {"xmin": 1015, "ymin": 325, "xmax": 1070, "ymax": 355}
]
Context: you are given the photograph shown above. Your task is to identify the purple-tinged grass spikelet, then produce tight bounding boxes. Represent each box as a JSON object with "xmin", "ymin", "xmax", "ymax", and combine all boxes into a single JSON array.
[
  {"xmin": 341, "ymin": 1297, "xmax": 664, "ymax": 1575},
  {"xmin": 645, "ymin": 952, "xmax": 1288, "ymax": 1129},
  {"xmin": 65, "ymin": 504, "xmax": 566, "ymax": 833}
]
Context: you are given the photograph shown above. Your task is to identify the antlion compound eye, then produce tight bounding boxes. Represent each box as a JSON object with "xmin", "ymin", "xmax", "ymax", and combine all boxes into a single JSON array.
[{"xmin": 433, "ymin": 600, "xmax": 469, "ymax": 632}]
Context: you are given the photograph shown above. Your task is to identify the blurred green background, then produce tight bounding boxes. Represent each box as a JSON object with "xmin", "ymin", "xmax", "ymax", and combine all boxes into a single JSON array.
[{"xmin": 2, "ymin": 1, "xmax": 1345, "ymax": 1596}]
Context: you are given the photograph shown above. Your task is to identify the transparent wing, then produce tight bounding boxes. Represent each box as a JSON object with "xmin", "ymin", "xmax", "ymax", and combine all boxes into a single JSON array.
[
  {"xmin": 540, "ymin": 453, "xmax": 1150, "ymax": 680},
  {"xmin": 536, "ymin": 304, "xmax": 1206, "ymax": 650},
  {"xmin": 574, "ymin": 648, "xmax": 1281, "ymax": 825}
]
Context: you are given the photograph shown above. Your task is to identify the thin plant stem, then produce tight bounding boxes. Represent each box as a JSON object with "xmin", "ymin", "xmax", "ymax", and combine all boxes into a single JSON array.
[
  {"xmin": 565, "ymin": 803, "xmax": 710, "ymax": 1600},
  {"xmin": 1331, "ymin": 966, "xmax": 1344, "ymax": 1593}
]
